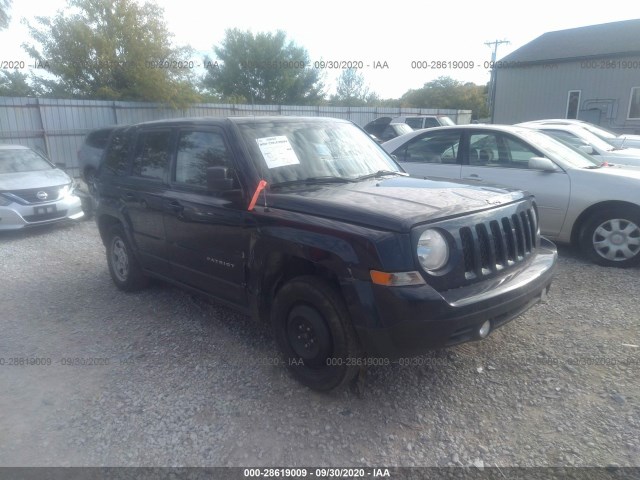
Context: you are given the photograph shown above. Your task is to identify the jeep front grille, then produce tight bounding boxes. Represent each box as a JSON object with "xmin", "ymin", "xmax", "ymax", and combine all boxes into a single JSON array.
[{"xmin": 460, "ymin": 208, "xmax": 537, "ymax": 280}]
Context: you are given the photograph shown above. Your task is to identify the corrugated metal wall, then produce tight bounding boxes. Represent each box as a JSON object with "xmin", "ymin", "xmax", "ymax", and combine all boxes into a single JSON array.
[
  {"xmin": 492, "ymin": 56, "xmax": 640, "ymax": 134},
  {"xmin": 0, "ymin": 97, "xmax": 471, "ymax": 177}
]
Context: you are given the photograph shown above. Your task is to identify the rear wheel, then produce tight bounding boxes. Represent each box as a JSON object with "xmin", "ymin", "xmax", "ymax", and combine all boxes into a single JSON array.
[
  {"xmin": 579, "ymin": 207, "xmax": 640, "ymax": 267},
  {"xmin": 271, "ymin": 276, "xmax": 361, "ymax": 391},
  {"xmin": 106, "ymin": 224, "xmax": 149, "ymax": 291}
]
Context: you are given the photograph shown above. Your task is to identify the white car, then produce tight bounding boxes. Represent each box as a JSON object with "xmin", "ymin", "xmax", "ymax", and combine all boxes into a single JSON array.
[
  {"xmin": 516, "ymin": 122, "xmax": 640, "ymax": 167},
  {"xmin": 0, "ymin": 145, "xmax": 84, "ymax": 230},
  {"xmin": 521, "ymin": 119, "xmax": 640, "ymax": 149},
  {"xmin": 383, "ymin": 124, "xmax": 640, "ymax": 267}
]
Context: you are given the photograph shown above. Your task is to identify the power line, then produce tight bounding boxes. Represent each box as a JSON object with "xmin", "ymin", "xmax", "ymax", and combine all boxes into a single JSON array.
[{"xmin": 485, "ymin": 39, "xmax": 510, "ymax": 123}]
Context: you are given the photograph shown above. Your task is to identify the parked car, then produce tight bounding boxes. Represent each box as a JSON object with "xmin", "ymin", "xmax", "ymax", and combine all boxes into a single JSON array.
[
  {"xmin": 521, "ymin": 119, "xmax": 640, "ymax": 149},
  {"xmin": 78, "ymin": 126, "xmax": 117, "ymax": 184},
  {"xmin": 516, "ymin": 122, "xmax": 640, "ymax": 167},
  {"xmin": 363, "ymin": 117, "xmax": 413, "ymax": 142},
  {"xmin": 393, "ymin": 115, "xmax": 456, "ymax": 129},
  {"xmin": 94, "ymin": 116, "xmax": 556, "ymax": 390},
  {"xmin": 383, "ymin": 124, "xmax": 640, "ymax": 267},
  {"xmin": 0, "ymin": 145, "xmax": 84, "ymax": 230}
]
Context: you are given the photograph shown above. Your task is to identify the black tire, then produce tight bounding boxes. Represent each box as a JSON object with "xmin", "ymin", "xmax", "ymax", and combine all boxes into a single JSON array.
[
  {"xmin": 106, "ymin": 224, "xmax": 149, "ymax": 291},
  {"xmin": 579, "ymin": 207, "xmax": 640, "ymax": 268},
  {"xmin": 271, "ymin": 276, "xmax": 361, "ymax": 391}
]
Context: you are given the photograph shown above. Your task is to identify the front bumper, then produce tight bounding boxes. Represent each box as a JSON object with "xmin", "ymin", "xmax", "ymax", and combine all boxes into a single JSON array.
[
  {"xmin": 347, "ymin": 238, "xmax": 557, "ymax": 358},
  {"xmin": 0, "ymin": 194, "xmax": 84, "ymax": 230}
]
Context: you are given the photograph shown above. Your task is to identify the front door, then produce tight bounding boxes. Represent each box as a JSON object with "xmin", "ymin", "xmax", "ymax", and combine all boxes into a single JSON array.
[{"xmin": 162, "ymin": 128, "xmax": 249, "ymax": 306}]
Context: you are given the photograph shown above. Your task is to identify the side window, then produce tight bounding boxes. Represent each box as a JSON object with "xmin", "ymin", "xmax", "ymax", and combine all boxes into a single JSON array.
[
  {"xmin": 102, "ymin": 129, "xmax": 130, "ymax": 176},
  {"xmin": 469, "ymin": 133, "xmax": 499, "ymax": 166},
  {"xmin": 398, "ymin": 131, "xmax": 461, "ymax": 164},
  {"xmin": 404, "ymin": 118, "xmax": 423, "ymax": 129},
  {"xmin": 503, "ymin": 137, "xmax": 540, "ymax": 167},
  {"xmin": 423, "ymin": 118, "xmax": 440, "ymax": 128},
  {"xmin": 469, "ymin": 133, "xmax": 540, "ymax": 168},
  {"xmin": 87, "ymin": 129, "xmax": 113, "ymax": 149},
  {"xmin": 132, "ymin": 130, "xmax": 172, "ymax": 181},
  {"xmin": 174, "ymin": 130, "xmax": 233, "ymax": 188}
]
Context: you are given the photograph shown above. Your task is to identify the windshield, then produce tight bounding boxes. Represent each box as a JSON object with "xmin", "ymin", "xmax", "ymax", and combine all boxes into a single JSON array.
[
  {"xmin": 439, "ymin": 116, "xmax": 456, "ymax": 126},
  {"xmin": 581, "ymin": 123, "xmax": 618, "ymax": 140},
  {"xmin": 0, "ymin": 148, "xmax": 53, "ymax": 173},
  {"xmin": 236, "ymin": 120, "xmax": 402, "ymax": 185},
  {"xmin": 517, "ymin": 129, "xmax": 602, "ymax": 168},
  {"xmin": 544, "ymin": 127, "xmax": 617, "ymax": 153}
]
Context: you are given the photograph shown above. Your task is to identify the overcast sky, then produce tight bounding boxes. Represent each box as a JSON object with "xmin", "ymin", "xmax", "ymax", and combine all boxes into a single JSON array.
[{"xmin": 0, "ymin": 0, "xmax": 637, "ymax": 98}]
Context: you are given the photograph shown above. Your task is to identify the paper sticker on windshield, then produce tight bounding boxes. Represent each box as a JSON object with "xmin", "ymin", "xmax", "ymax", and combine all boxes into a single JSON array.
[{"xmin": 256, "ymin": 136, "xmax": 300, "ymax": 169}]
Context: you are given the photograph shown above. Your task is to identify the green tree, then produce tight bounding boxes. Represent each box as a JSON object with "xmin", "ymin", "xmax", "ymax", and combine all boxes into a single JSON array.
[
  {"xmin": 330, "ymin": 68, "xmax": 379, "ymax": 106},
  {"xmin": 401, "ymin": 76, "xmax": 489, "ymax": 119},
  {"xmin": 0, "ymin": 0, "xmax": 11, "ymax": 30},
  {"xmin": 22, "ymin": 0, "xmax": 199, "ymax": 106},
  {"xmin": 201, "ymin": 29, "xmax": 324, "ymax": 105},
  {"xmin": 0, "ymin": 70, "xmax": 44, "ymax": 96}
]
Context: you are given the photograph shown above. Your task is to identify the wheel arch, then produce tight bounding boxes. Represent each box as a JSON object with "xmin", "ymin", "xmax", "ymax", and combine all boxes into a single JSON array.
[
  {"xmin": 97, "ymin": 214, "xmax": 122, "ymax": 246},
  {"xmin": 252, "ymin": 251, "xmax": 345, "ymax": 325},
  {"xmin": 570, "ymin": 200, "xmax": 640, "ymax": 246}
]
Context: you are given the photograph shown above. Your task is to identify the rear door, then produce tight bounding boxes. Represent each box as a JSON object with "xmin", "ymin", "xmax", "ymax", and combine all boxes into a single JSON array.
[
  {"xmin": 163, "ymin": 127, "xmax": 249, "ymax": 306},
  {"xmin": 460, "ymin": 130, "xmax": 571, "ymax": 237},
  {"xmin": 119, "ymin": 127, "xmax": 173, "ymax": 275}
]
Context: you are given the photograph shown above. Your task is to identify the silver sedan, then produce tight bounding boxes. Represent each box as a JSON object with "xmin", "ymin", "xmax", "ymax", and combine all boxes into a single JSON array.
[
  {"xmin": 0, "ymin": 145, "xmax": 84, "ymax": 230},
  {"xmin": 383, "ymin": 124, "xmax": 640, "ymax": 267}
]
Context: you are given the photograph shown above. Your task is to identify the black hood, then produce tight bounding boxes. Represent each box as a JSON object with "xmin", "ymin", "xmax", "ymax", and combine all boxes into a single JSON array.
[{"xmin": 266, "ymin": 176, "xmax": 527, "ymax": 232}]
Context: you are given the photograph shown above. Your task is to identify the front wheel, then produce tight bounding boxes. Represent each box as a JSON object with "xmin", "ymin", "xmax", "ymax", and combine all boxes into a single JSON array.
[
  {"xmin": 106, "ymin": 224, "xmax": 149, "ymax": 291},
  {"xmin": 271, "ymin": 276, "xmax": 361, "ymax": 391},
  {"xmin": 579, "ymin": 208, "xmax": 640, "ymax": 267}
]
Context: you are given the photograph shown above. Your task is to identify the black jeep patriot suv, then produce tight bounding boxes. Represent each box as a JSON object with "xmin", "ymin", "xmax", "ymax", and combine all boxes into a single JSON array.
[{"xmin": 95, "ymin": 116, "xmax": 557, "ymax": 391}]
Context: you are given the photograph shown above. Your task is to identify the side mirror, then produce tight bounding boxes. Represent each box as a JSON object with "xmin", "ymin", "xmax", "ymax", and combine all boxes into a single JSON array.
[
  {"xmin": 579, "ymin": 144, "xmax": 594, "ymax": 154},
  {"xmin": 528, "ymin": 157, "xmax": 558, "ymax": 172},
  {"xmin": 206, "ymin": 166, "xmax": 234, "ymax": 191}
]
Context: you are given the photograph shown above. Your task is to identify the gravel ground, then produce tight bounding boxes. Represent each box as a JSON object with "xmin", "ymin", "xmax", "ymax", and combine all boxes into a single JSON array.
[{"xmin": 0, "ymin": 220, "xmax": 638, "ymax": 468}]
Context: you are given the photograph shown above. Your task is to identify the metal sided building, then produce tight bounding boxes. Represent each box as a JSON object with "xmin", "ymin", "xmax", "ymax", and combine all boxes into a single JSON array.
[{"xmin": 492, "ymin": 19, "xmax": 640, "ymax": 134}]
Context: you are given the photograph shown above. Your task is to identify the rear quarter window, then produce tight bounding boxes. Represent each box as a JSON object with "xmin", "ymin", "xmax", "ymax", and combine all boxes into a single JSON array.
[
  {"xmin": 85, "ymin": 129, "xmax": 114, "ymax": 149},
  {"xmin": 102, "ymin": 129, "xmax": 132, "ymax": 176}
]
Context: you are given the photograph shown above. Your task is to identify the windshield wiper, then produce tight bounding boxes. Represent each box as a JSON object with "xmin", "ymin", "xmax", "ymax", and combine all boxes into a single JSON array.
[
  {"xmin": 354, "ymin": 170, "xmax": 408, "ymax": 181},
  {"xmin": 270, "ymin": 176, "xmax": 356, "ymax": 188}
]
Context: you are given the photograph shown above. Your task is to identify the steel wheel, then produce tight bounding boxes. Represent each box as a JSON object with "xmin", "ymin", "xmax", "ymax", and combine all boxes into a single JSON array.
[
  {"xmin": 271, "ymin": 276, "xmax": 361, "ymax": 391},
  {"xmin": 286, "ymin": 304, "xmax": 333, "ymax": 368}
]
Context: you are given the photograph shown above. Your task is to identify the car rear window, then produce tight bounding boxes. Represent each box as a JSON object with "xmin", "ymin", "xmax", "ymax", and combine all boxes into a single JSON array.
[
  {"xmin": 102, "ymin": 129, "xmax": 132, "ymax": 175},
  {"xmin": 85, "ymin": 129, "xmax": 114, "ymax": 149}
]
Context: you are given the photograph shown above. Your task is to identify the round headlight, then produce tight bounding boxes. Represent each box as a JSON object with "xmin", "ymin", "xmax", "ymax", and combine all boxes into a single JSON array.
[{"xmin": 417, "ymin": 229, "xmax": 449, "ymax": 271}]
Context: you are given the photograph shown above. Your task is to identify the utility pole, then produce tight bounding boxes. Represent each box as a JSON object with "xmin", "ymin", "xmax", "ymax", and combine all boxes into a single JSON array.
[{"xmin": 485, "ymin": 39, "xmax": 510, "ymax": 123}]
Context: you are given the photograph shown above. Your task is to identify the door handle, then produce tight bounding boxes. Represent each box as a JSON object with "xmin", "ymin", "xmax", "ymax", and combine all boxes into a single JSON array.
[{"xmin": 123, "ymin": 192, "xmax": 135, "ymax": 200}]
